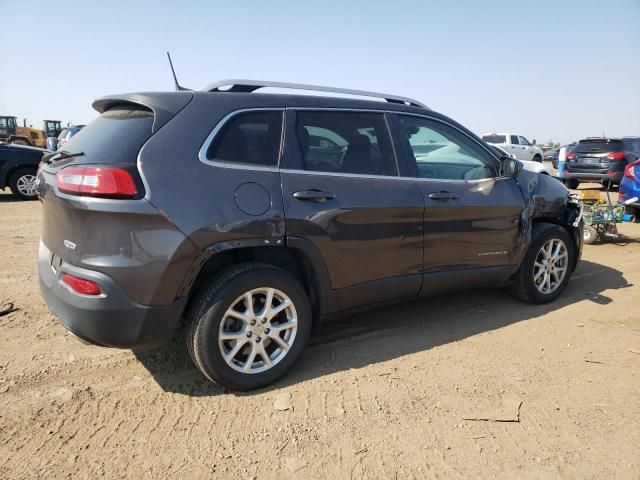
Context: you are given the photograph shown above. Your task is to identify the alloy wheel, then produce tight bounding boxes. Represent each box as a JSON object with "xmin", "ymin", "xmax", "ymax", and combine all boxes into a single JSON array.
[
  {"xmin": 218, "ymin": 287, "xmax": 298, "ymax": 374},
  {"xmin": 533, "ymin": 238, "xmax": 568, "ymax": 294},
  {"xmin": 16, "ymin": 174, "xmax": 38, "ymax": 197}
]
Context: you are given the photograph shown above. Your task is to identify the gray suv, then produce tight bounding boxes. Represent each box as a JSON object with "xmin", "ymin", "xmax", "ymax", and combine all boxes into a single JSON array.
[{"xmin": 38, "ymin": 81, "xmax": 583, "ymax": 390}]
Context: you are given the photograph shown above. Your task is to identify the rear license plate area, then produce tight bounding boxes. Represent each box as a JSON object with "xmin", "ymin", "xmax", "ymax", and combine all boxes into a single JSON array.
[{"xmin": 50, "ymin": 253, "xmax": 62, "ymax": 274}]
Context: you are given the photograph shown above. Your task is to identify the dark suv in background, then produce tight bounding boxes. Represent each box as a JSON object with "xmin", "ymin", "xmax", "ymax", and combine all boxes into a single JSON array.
[
  {"xmin": 563, "ymin": 137, "xmax": 640, "ymax": 189},
  {"xmin": 37, "ymin": 81, "xmax": 583, "ymax": 390}
]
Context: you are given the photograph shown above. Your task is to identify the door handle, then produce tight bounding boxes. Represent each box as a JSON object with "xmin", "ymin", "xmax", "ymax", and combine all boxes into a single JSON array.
[
  {"xmin": 428, "ymin": 191, "xmax": 458, "ymax": 201},
  {"xmin": 292, "ymin": 190, "xmax": 336, "ymax": 202}
]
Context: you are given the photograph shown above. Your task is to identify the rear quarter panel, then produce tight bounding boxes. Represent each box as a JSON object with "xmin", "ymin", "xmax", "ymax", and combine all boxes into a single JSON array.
[
  {"xmin": 38, "ymin": 169, "xmax": 198, "ymax": 306},
  {"xmin": 137, "ymin": 93, "xmax": 287, "ymax": 250}
]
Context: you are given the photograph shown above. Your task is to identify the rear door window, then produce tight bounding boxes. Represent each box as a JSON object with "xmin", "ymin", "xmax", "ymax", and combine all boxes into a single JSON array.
[
  {"xmin": 207, "ymin": 111, "xmax": 283, "ymax": 166},
  {"xmin": 294, "ymin": 111, "xmax": 397, "ymax": 176},
  {"xmin": 510, "ymin": 135, "xmax": 519, "ymax": 145}
]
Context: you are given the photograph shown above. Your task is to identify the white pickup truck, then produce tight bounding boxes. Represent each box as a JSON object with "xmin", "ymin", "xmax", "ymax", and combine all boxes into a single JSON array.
[{"xmin": 481, "ymin": 132, "xmax": 544, "ymax": 162}]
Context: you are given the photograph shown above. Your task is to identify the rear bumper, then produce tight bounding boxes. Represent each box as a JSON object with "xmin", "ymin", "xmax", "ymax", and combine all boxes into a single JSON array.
[
  {"xmin": 563, "ymin": 171, "xmax": 623, "ymax": 184},
  {"xmin": 38, "ymin": 241, "xmax": 187, "ymax": 348}
]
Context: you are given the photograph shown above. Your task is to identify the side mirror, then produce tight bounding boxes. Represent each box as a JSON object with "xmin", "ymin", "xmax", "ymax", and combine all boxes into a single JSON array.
[
  {"xmin": 500, "ymin": 156, "xmax": 522, "ymax": 177},
  {"xmin": 532, "ymin": 139, "xmax": 537, "ymax": 145}
]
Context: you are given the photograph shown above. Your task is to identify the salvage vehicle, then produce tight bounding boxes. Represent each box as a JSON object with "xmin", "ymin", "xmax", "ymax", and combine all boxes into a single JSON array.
[
  {"xmin": 481, "ymin": 132, "xmax": 544, "ymax": 162},
  {"xmin": 0, "ymin": 143, "xmax": 48, "ymax": 199},
  {"xmin": 562, "ymin": 137, "xmax": 640, "ymax": 189},
  {"xmin": 37, "ymin": 81, "xmax": 584, "ymax": 390}
]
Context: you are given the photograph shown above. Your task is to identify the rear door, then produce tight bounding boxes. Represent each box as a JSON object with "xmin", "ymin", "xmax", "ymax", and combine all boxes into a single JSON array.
[
  {"xmin": 394, "ymin": 114, "xmax": 525, "ymax": 293},
  {"xmin": 509, "ymin": 134, "xmax": 525, "ymax": 159},
  {"xmin": 280, "ymin": 109, "xmax": 424, "ymax": 311}
]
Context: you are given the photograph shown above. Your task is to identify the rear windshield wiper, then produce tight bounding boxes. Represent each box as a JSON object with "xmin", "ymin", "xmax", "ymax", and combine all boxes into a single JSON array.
[{"xmin": 42, "ymin": 150, "xmax": 85, "ymax": 164}]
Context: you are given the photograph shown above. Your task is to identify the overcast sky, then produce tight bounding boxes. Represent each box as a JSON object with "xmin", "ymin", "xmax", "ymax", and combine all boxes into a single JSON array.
[{"xmin": 1, "ymin": 0, "xmax": 638, "ymax": 144}]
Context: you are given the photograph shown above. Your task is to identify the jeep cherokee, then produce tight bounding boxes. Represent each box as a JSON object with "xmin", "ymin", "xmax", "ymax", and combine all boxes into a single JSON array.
[{"xmin": 37, "ymin": 80, "xmax": 583, "ymax": 390}]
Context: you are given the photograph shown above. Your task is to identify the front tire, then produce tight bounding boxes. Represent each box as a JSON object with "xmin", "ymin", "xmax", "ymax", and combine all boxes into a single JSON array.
[
  {"xmin": 533, "ymin": 154, "xmax": 542, "ymax": 162},
  {"xmin": 510, "ymin": 224, "xmax": 575, "ymax": 304},
  {"xmin": 9, "ymin": 168, "xmax": 38, "ymax": 200},
  {"xmin": 186, "ymin": 263, "xmax": 312, "ymax": 391}
]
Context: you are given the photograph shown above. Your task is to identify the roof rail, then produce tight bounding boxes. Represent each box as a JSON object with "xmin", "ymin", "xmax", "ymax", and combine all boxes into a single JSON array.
[{"xmin": 201, "ymin": 79, "xmax": 428, "ymax": 109}]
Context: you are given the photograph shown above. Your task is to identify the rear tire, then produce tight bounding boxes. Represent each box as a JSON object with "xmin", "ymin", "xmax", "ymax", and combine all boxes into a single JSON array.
[
  {"xmin": 186, "ymin": 263, "xmax": 312, "ymax": 391},
  {"xmin": 583, "ymin": 225, "xmax": 598, "ymax": 244},
  {"xmin": 510, "ymin": 223, "xmax": 575, "ymax": 304},
  {"xmin": 9, "ymin": 168, "xmax": 38, "ymax": 200}
]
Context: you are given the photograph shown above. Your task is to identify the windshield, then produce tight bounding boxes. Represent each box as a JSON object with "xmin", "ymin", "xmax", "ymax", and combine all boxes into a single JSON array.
[{"xmin": 482, "ymin": 134, "xmax": 506, "ymax": 144}]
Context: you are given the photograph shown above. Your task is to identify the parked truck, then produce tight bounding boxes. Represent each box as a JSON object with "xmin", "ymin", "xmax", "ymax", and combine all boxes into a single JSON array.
[{"xmin": 481, "ymin": 132, "xmax": 544, "ymax": 162}]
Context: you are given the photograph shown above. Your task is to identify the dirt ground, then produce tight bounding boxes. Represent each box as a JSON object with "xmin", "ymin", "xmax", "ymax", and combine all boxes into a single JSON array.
[{"xmin": 0, "ymin": 187, "xmax": 639, "ymax": 480}]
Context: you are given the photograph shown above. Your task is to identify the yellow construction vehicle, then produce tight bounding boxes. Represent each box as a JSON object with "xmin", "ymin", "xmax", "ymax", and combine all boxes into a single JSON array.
[{"xmin": 0, "ymin": 116, "xmax": 62, "ymax": 148}]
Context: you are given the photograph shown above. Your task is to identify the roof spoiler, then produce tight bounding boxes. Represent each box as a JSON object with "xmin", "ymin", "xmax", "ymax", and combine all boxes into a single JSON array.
[{"xmin": 92, "ymin": 92, "xmax": 193, "ymax": 133}]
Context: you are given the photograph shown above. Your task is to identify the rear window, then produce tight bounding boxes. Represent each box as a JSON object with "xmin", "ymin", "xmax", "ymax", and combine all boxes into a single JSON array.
[
  {"xmin": 574, "ymin": 138, "xmax": 624, "ymax": 154},
  {"xmin": 60, "ymin": 107, "xmax": 154, "ymax": 165},
  {"xmin": 482, "ymin": 134, "xmax": 506, "ymax": 144}
]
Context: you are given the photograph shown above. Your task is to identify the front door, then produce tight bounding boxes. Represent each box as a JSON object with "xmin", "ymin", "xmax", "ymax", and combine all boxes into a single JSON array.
[
  {"xmin": 280, "ymin": 109, "xmax": 424, "ymax": 311},
  {"xmin": 394, "ymin": 114, "xmax": 525, "ymax": 294}
]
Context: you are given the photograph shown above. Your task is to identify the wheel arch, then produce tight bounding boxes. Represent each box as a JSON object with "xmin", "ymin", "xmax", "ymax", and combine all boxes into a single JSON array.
[
  {"xmin": 184, "ymin": 237, "xmax": 334, "ymax": 320},
  {"xmin": 7, "ymin": 164, "xmax": 37, "ymax": 184}
]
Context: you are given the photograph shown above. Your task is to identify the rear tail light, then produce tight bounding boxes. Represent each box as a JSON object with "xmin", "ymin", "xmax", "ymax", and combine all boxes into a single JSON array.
[
  {"xmin": 62, "ymin": 274, "xmax": 102, "ymax": 296},
  {"xmin": 606, "ymin": 151, "xmax": 625, "ymax": 161},
  {"xmin": 625, "ymin": 160, "xmax": 640, "ymax": 180},
  {"xmin": 566, "ymin": 152, "xmax": 575, "ymax": 160},
  {"xmin": 56, "ymin": 166, "xmax": 137, "ymax": 198}
]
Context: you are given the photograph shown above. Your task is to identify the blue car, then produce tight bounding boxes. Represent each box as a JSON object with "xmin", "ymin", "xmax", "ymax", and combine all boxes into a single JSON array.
[{"xmin": 619, "ymin": 159, "xmax": 640, "ymax": 222}]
